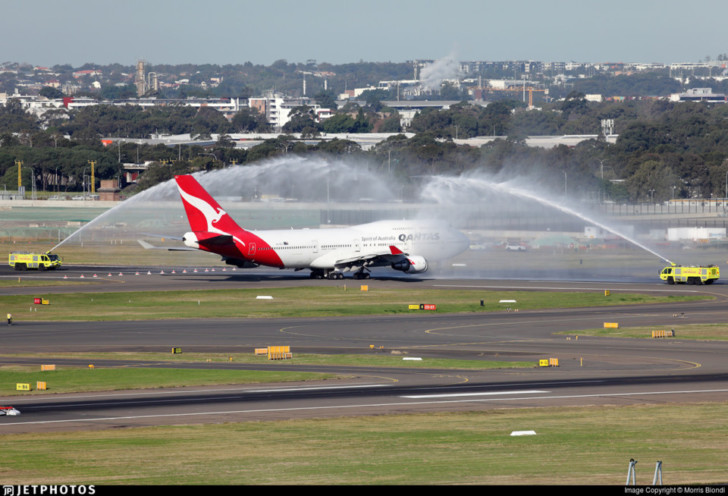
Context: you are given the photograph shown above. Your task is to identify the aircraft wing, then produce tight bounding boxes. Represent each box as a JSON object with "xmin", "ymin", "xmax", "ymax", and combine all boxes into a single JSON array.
[{"xmin": 331, "ymin": 246, "xmax": 410, "ymax": 270}]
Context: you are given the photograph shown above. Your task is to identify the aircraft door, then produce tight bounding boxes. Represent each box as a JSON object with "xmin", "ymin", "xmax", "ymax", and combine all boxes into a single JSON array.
[{"xmin": 247, "ymin": 243, "xmax": 256, "ymax": 257}]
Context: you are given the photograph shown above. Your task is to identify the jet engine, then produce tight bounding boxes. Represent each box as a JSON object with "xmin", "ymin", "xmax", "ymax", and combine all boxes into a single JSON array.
[{"xmin": 391, "ymin": 255, "xmax": 428, "ymax": 273}]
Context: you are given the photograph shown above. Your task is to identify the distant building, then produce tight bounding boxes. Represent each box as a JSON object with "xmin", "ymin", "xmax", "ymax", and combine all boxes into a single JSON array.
[
  {"xmin": 72, "ymin": 69, "xmax": 102, "ymax": 78},
  {"xmin": 670, "ymin": 88, "xmax": 726, "ymax": 103},
  {"xmin": 249, "ymin": 92, "xmax": 327, "ymax": 130},
  {"xmin": 338, "ymin": 86, "xmax": 377, "ymax": 100},
  {"xmin": 3, "ymin": 91, "xmax": 244, "ymax": 119},
  {"xmin": 98, "ymin": 179, "xmax": 121, "ymax": 201},
  {"xmin": 381, "ymin": 100, "xmax": 465, "ymax": 128},
  {"xmin": 134, "ymin": 60, "xmax": 159, "ymax": 97}
]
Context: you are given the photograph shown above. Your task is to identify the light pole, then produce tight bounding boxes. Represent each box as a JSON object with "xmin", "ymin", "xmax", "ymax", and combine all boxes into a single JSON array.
[
  {"xmin": 87, "ymin": 161, "xmax": 96, "ymax": 194},
  {"xmin": 15, "ymin": 160, "xmax": 22, "ymax": 197},
  {"xmin": 563, "ymin": 171, "xmax": 567, "ymax": 198}
]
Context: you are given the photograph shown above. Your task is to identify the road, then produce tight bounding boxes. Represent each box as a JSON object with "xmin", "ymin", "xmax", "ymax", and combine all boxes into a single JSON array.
[{"xmin": 1, "ymin": 266, "xmax": 728, "ymax": 432}]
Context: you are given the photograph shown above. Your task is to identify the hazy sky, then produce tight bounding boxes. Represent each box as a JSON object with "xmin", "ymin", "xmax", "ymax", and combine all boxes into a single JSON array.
[{"xmin": 4, "ymin": 0, "xmax": 726, "ymax": 67}]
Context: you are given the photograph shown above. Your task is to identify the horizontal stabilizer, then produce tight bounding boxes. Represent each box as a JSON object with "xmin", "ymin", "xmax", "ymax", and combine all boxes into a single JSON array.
[
  {"xmin": 137, "ymin": 240, "xmax": 196, "ymax": 251},
  {"xmin": 140, "ymin": 233, "xmax": 184, "ymax": 241},
  {"xmin": 137, "ymin": 240, "xmax": 156, "ymax": 250}
]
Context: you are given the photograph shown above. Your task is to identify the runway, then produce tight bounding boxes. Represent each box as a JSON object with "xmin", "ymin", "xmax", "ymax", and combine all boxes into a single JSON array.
[{"xmin": 2, "ymin": 266, "xmax": 728, "ymax": 432}]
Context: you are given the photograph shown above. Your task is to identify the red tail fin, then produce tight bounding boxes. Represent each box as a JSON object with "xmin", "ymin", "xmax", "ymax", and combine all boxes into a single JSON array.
[{"xmin": 175, "ymin": 175, "xmax": 243, "ymax": 234}]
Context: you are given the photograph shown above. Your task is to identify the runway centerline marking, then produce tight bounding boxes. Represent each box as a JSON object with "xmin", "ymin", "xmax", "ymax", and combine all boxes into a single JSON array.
[
  {"xmin": 401, "ymin": 389, "xmax": 549, "ymax": 399},
  {"xmin": 5, "ymin": 388, "xmax": 728, "ymax": 429}
]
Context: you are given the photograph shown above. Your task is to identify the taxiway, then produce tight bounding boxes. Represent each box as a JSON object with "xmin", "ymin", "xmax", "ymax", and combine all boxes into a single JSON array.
[{"xmin": 1, "ymin": 267, "xmax": 728, "ymax": 432}]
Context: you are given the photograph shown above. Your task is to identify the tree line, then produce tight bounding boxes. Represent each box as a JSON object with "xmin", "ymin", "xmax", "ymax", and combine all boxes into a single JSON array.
[{"xmin": 1, "ymin": 95, "xmax": 727, "ymax": 203}]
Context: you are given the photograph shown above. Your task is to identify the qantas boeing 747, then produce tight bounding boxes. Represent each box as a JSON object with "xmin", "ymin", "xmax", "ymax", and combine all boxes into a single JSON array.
[{"xmin": 165, "ymin": 174, "xmax": 469, "ymax": 279}]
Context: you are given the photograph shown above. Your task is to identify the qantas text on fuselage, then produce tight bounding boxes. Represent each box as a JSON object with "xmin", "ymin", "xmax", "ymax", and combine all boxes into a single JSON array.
[{"xmin": 174, "ymin": 174, "xmax": 469, "ymax": 280}]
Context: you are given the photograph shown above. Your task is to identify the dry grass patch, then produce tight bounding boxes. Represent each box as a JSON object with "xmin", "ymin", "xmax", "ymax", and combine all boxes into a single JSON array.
[{"xmin": 1, "ymin": 403, "xmax": 727, "ymax": 485}]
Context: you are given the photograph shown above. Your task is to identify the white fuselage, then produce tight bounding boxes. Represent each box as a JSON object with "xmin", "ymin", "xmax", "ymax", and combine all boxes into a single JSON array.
[{"xmin": 245, "ymin": 220, "xmax": 468, "ymax": 270}]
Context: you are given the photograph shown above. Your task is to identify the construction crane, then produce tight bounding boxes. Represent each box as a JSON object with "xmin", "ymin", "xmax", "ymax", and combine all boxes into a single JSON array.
[
  {"xmin": 297, "ymin": 71, "xmax": 314, "ymax": 96},
  {"xmin": 525, "ymin": 87, "xmax": 547, "ymax": 108},
  {"xmin": 296, "ymin": 70, "xmax": 335, "ymax": 96}
]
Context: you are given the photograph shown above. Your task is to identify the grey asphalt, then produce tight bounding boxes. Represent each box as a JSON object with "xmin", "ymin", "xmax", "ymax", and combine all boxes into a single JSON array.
[{"xmin": 2, "ymin": 268, "xmax": 728, "ymax": 432}]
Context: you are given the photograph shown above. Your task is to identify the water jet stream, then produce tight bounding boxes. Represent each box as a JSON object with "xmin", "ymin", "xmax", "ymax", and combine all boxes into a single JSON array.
[
  {"xmin": 421, "ymin": 175, "xmax": 675, "ymax": 266},
  {"xmin": 49, "ymin": 158, "xmax": 675, "ymax": 270}
]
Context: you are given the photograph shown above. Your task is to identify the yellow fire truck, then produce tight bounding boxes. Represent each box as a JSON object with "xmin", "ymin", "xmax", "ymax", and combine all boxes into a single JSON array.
[
  {"xmin": 660, "ymin": 264, "xmax": 719, "ymax": 285},
  {"xmin": 8, "ymin": 252, "xmax": 63, "ymax": 271}
]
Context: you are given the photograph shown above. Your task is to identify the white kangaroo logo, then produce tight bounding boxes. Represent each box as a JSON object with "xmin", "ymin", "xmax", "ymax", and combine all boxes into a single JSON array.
[
  {"xmin": 179, "ymin": 187, "xmax": 226, "ymax": 233},
  {"xmin": 178, "ymin": 185, "xmax": 247, "ymax": 248}
]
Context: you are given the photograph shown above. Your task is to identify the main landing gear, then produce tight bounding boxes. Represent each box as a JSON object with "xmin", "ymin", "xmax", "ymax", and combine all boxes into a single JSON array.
[
  {"xmin": 309, "ymin": 268, "xmax": 371, "ymax": 280},
  {"xmin": 309, "ymin": 269, "xmax": 345, "ymax": 280},
  {"xmin": 352, "ymin": 268, "xmax": 371, "ymax": 280}
]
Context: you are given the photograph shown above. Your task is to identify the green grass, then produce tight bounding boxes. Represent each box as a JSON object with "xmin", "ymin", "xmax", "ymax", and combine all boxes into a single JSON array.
[
  {"xmin": 0, "ymin": 286, "xmax": 710, "ymax": 321},
  {"xmin": 565, "ymin": 323, "xmax": 728, "ymax": 340},
  {"xmin": 0, "ymin": 403, "xmax": 726, "ymax": 484},
  {"xmin": 0, "ymin": 352, "xmax": 534, "ymax": 395},
  {"xmin": 0, "ymin": 363, "xmax": 336, "ymax": 395}
]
